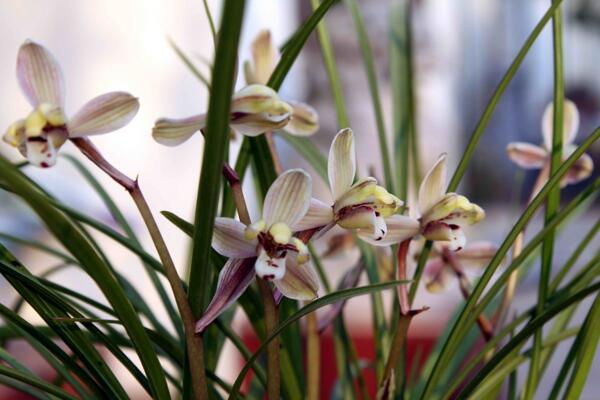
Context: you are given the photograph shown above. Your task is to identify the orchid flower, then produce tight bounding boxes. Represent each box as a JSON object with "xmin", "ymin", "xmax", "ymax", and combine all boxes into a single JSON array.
[
  {"xmin": 152, "ymin": 84, "xmax": 293, "ymax": 146},
  {"xmin": 244, "ymin": 30, "xmax": 319, "ymax": 136},
  {"xmin": 356, "ymin": 154, "xmax": 484, "ymax": 251},
  {"xmin": 2, "ymin": 41, "xmax": 140, "ymax": 168},
  {"xmin": 293, "ymin": 128, "xmax": 413, "ymax": 243},
  {"xmin": 195, "ymin": 169, "xmax": 319, "ymax": 333},
  {"xmin": 506, "ymin": 99, "xmax": 594, "ymax": 186},
  {"xmin": 423, "ymin": 241, "xmax": 497, "ymax": 292}
]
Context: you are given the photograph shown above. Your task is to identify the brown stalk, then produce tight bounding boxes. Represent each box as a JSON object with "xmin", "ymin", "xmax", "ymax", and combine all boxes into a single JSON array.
[
  {"xmin": 380, "ymin": 239, "xmax": 428, "ymax": 390},
  {"xmin": 71, "ymin": 138, "xmax": 208, "ymax": 400},
  {"xmin": 442, "ymin": 248, "xmax": 494, "ymax": 341}
]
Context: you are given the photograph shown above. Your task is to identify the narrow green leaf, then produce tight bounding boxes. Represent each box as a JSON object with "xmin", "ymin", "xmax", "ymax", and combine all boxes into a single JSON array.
[
  {"xmin": 345, "ymin": 0, "xmax": 394, "ymax": 192},
  {"xmin": 229, "ymin": 281, "xmax": 409, "ymax": 399},
  {"xmin": 0, "ymin": 364, "xmax": 78, "ymax": 400},
  {"xmin": 0, "ymin": 158, "xmax": 171, "ymax": 399}
]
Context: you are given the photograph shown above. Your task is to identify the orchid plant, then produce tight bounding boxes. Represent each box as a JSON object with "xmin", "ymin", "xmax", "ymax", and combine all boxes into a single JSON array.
[{"xmin": 0, "ymin": 1, "xmax": 599, "ymax": 400}]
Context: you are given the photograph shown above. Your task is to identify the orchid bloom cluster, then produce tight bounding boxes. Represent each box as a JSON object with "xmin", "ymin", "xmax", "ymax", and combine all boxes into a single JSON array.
[
  {"xmin": 152, "ymin": 30, "xmax": 319, "ymax": 146},
  {"xmin": 3, "ymin": 41, "xmax": 139, "ymax": 167},
  {"xmin": 195, "ymin": 128, "xmax": 486, "ymax": 332},
  {"xmin": 507, "ymin": 99, "xmax": 594, "ymax": 186}
]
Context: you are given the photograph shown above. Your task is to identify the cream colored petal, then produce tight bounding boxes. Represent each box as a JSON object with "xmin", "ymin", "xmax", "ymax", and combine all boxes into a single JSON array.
[
  {"xmin": 212, "ymin": 217, "xmax": 257, "ymax": 258},
  {"xmin": 68, "ymin": 92, "xmax": 139, "ymax": 137},
  {"xmin": 3, "ymin": 120, "xmax": 26, "ymax": 148},
  {"xmin": 231, "ymin": 85, "xmax": 288, "ymax": 114},
  {"xmin": 418, "ymin": 154, "xmax": 447, "ymax": 216},
  {"xmin": 273, "ymin": 258, "xmax": 319, "ymax": 301},
  {"xmin": 542, "ymin": 99, "xmax": 580, "ymax": 150},
  {"xmin": 263, "ymin": 169, "xmax": 312, "ymax": 227},
  {"xmin": 328, "ymin": 128, "xmax": 356, "ymax": 200},
  {"xmin": 357, "ymin": 214, "xmax": 419, "ymax": 246},
  {"xmin": 17, "ymin": 40, "xmax": 65, "ymax": 108},
  {"xmin": 455, "ymin": 241, "xmax": 497, "ymax": 268},
  {"xmin": 230, "ymin": 112, "xmax": 291, "ymax": 137},
  {"xmin": 255, "ymin": 249, "xmax": 286, "ymax": 280},
  {"xmin": 422, "ymin": 193, "xmax": 485, "ymax": 227},
  {"xmin": 283, "ymin": 101, "xmax": 319, "ymax": 136},
  {"xmin": 506, "ymin": 142, "xmax": 547, "ymax": 169},
  {"xmin": 195, "ymin": 258, "xmax": 255, "ymax": 333},
  {"xmin": 293, "ymin": 198, "xmax": 334, "ymax": 231},
  {"xmin": 562, "ymin": 151, "xmax": 594, "ymax": 186},
  {"xmin": 152, "ymin": 114, "xmax": 206, "ymax": 146},
  {"xmin": 333, "ymin": 177, "xmax": 377, "ymax": 213},
  {"xmin": 422, "ymin": 222, "xmax": 466, "ymax": 251},
  {"xmin": 249, "ymin": 30, "xmax": 277, "ymax": 85}
]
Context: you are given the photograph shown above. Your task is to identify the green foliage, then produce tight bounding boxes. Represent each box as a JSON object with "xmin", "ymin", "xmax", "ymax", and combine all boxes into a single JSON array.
[{"xmin": 1, "ymin": 0, "xmax": 599, "ymax": 398}]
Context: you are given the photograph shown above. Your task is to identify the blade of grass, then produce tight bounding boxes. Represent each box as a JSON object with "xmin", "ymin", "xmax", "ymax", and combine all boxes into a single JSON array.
[
  {"xmin": 345, "ymin": 0, "xmax": 394, "ymax": 192},
  {"xmin": 0, "ymin": 365, "xmax": 78, "ymax": 400},
  {"xmin": 525, "ymin": 2, "xmax": 565, "ymax": 396},
  {"xmin": 229, "ymin": 280, "xmax": 409, "ymax": 399},
  {"xmin": 0, "ymin": 158, "xmax": 171, "ymax": 399}
]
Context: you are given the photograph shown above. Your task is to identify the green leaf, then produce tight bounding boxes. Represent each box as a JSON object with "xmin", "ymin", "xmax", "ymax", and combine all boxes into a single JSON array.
[
  {"xmin": 456, "ymin": 281, "xmax": 600, "ymax": 398},
  {"xmin": 64, "ymin": 154, "xmax": 182, "ymax": 341},
  {"xmin": 167, "ymin": 37, "xmax": 211, "ymax": 89},
  {"xmin": 0, "ymin": 364, "xmax": 78, "ymax": 400},
  {"xmin": 345, "ymin": 0, "xmax": 394, "ymax": 192},
  {"xmin": 0, "ymin": 157, "xmax": 171, "ymax": 399},
  {"xmin": 229, "ymin": 280, "xmax": 409, "ymax": 399},
  {"xmin": 188, "ymin": 0, "xmax": 246, "ymax": 317}
]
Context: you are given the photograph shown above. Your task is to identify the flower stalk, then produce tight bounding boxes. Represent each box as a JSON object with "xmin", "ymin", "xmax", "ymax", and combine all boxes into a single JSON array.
[{"xmin": 70, "ymin": 138, "xmax": 208, "ymax": 400}]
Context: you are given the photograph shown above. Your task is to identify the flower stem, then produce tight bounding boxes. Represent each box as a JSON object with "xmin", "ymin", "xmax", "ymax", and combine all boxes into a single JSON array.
[
  {"xmin": 443, "ymin": 248, "xmax": 493, "ymax": 341},
  {"xmin": 306, "ymin": 311, "xmax": 320, "ymax": 400},
  {"xmin": 71, "ymin": 138, "xmax": 208, "ymax": 400},
  {"xmin": 380, "ymin": 239, "xmax": 427, "ymax": 391},
  {"xmin": 265, "ymin": 132, "xmax": 283, "ymax": 174}
]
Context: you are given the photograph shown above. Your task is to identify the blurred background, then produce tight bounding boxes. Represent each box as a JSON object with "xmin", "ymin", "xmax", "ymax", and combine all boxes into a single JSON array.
[{"xmin": 0, "ymin": 0, "xmax": 599, "ymax": 398}]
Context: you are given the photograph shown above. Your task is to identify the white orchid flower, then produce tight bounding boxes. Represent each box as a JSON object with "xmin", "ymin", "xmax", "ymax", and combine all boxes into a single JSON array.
[
  {"xmin": 152, "ymin": 84, "xmax": 293, "ymax": 146},
  {"xmin": 355, "ymin": 154, "xmax": 484, "ymax": 251},
  {"xmin": 424, "ymin": 241, "xmax": 498, "ymax": 293},
  {"xmin": 243, "ymin": 30, "xmax": 319, "ymax": 136},
  {"xmin": 294, "ymin": 128, "xmax": 415, "ymax": 244},
  {"xmin": 195, "ymin": 169, "xmax": 320, "ymax": 333},
  {"xmin": 506, "ymin": 99, "xmax": 594, "ymax": 186},
  {"xmin": 2, "ymin": 41, "xmax": 140, "ymax": 168}
]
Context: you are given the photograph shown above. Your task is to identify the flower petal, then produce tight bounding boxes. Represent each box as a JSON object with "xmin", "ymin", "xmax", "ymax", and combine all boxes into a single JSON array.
[
  {"xmin": 68, "ymin": 92, "xmax": 139, "ymax": 137},
  {"xmin": 455, "ymin": 241, "xmax": 497, "ymax": 268},
  {"xmin": 283, "ymin": 101, "xmax": 319, "ymax": 136},
  {"xmin": 562, "ymin": 151, "xmax": 594, "ymax": 186},
  {"xmin": 422, "ymin": 193, "xmax": 485, "ymax": 227},
  {"xmin": 248, "ymin": 30, "xmax": 277, "ymax": 85},
  {"xmin": 272, "ymin": 258, "xmax": 319, "ymax": 300},
  {"xmin": 263, "ymin": 169, "xmax": 312, "ymax": 227},
  {"xmin": 255, "ymin": 249, "xmax": 286, "ymax": 280},
  {"xmin": 212, "ymin": 217, "xmax": 257, "ymax": 258},
  {"xmin": 292, "ymin": 198, "xmax": 334, "ymax": 231},
  {"xmin": 424, "ymin": 257, "xmax": 453, "ymax": 293},
  {"xmin": 328, "ymin": 128, "xmax": 356, "ymax": 200},
  {"xmin": 357, "ymin": 214, "xmax": 420, "ymax": 246},
  {"xmin": 418, "ymin": 154, "xmax": 447, "ymax": 216},
  {"xmin": 422, "ymin": 222, "xmax": 466, "ymax": 251},
  {"xmin": 17, "ymin": 41, "xmax": 65, "ymax": 108},
  {"xmin": 152, "ymin": 114, "xmax": 206, "ymax": 146},
  {"xmin": 230, "ymin": 112, "xmax": 290, "ymax": 137},
  {"xmin": 542, "ymin": 99, "xmax": 580, "ymax": 150},
  {"xmin": 506, "ymin": 142, "xmax": 547, "ymax": 169},
  {"xmin": 195, "ymin": 258, "xmax": 256, "ymax": 333}
]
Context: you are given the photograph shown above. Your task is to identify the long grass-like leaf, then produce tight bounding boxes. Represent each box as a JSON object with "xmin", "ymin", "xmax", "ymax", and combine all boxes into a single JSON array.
[
  {"xmin": 229, "ymin": 280, "xmax": 409, "ymax": 399},
  {"xmin": 0, "ymin": 158, "xmax": 171, "ymax": 399}
]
